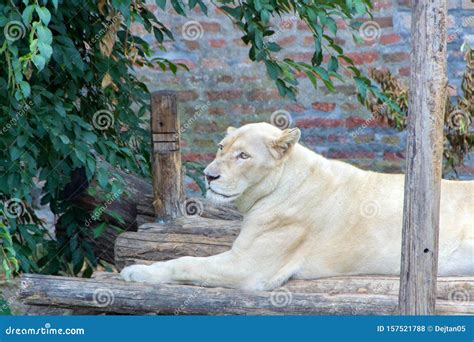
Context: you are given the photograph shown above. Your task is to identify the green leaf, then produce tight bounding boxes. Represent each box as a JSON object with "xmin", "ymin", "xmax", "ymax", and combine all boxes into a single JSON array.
[
  {"xmin": 93, "ymin": 222, "xmax": 107, "ymax": 239},
  {"xmin": 22, "ymin": 5, "xmax": 35, "ymax": 25},
  {"xmin": 19, "ymin": 81, "xmax": 31, "ymax": 98},
  {"xmin": 35, "ymin": 7, "xmax": 51, "ymax": 26},
  {"xmin": 328, "ymin": 56, "xmax": 339, "ymax": 72},
  {"xmin": 59, "ymin": 134, "xmax": 70, "ymax": 144},
  {"xmin": 170, "ymin": 0, "xmax": 186, "ymax": 16},
  {"xmin": 155, "ymin": 0, "xmax": 167, "ymax": 9},
  {"xmin": 38, "ymin": 41, "xmax": 53, "ymax": 60},
  {"xmin": 97, "ymin": 167, "xmax": 109, "ymax": 188},
  {"xmin": 37, "ymin": 25, "xmax": 53, "ymax": 45},
  {"xmin": 10, "ymin": 146, "xmax": 22, "ymax": 160},
  {"xmin": 32, "ymin": 55, "xmax": 46, "ymax": 70}
]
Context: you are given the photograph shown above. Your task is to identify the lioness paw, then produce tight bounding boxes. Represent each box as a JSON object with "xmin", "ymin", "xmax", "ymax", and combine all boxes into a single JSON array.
[
  {"xmin": 120, "ymin": 265, "xmax": 153, "ymax": 283},
  {"xmin": 121, "ymin": 263, "xmax": 173, "ymax": 284}
]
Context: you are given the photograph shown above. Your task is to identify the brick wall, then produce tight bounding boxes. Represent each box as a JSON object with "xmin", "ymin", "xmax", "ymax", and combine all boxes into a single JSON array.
[{"xmin": 135, "ymin": 0, "xmax": 474, "ymax": 193}]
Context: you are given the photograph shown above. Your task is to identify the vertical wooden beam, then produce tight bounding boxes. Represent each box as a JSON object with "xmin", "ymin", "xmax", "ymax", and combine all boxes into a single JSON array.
[
  {"xmin": 399, "ymin": 1, "xmax": 448, "ymax": 315},
  {"xmin": 150, "ymin": 91, "xmax": 183, "ymax": 221}
]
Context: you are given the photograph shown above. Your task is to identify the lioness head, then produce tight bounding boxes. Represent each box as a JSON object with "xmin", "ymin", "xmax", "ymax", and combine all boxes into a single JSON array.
[{"xmin": 204, "ymin": 122, "xmax": 301, "ymax": 206}]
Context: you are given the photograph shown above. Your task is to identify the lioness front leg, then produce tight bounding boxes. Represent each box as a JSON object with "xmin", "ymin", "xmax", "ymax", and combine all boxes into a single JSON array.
[{"xmin": 121, "ymin": 240, "xmax": 304, "ymax": 290}]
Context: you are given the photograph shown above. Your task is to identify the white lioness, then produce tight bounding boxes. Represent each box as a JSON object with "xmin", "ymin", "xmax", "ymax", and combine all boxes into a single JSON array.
[{"xmin": 122, "ymin": 122, "xmax": 474, "ymax": 290}]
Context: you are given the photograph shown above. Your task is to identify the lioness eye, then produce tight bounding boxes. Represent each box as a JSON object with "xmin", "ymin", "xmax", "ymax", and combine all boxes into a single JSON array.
[
  {"xmin": 238, "ymin": 152, "xmax": 250, "ymax": 159},
  {"xmin": 218, "ymin": 144, "xmax": 224, "ymax": 151}
]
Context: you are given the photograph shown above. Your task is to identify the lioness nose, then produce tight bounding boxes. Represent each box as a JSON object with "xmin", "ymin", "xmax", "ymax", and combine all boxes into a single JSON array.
[{"xmin": 205, "ymin": 173, "xmax": 220, "ymax": 183}]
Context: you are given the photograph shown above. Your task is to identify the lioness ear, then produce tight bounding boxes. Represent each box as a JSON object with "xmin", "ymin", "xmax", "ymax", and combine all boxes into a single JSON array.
[
  {"xmin": 227, "ymin": 126, "xmax": 236, "ymax": 134},
  {"xmin": 270, "ymin": 128, "xmax": 301, "ymax": 158}
]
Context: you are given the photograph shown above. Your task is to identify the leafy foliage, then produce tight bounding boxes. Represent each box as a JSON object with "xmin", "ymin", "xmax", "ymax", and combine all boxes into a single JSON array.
[
  {"xmin": 0, "ymin": 0, "xmax": 185, "ymax": 278},
  {"xmin": 365, "ymin": 44, "xmax": 473, "ymax": 176}
]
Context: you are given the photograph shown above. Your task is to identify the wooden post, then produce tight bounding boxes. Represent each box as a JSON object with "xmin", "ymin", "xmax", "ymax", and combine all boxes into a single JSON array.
[
  {"xmin": 399, "ymin": 1, "xmax": 448, "ymax": 315},
  {"xmin": 151, "ymin": 91, "xmax": 183, "ymax": 221}
]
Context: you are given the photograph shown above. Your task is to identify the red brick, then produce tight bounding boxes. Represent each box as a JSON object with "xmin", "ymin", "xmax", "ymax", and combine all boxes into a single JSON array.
[
  {"xmin": 285, "ymin": 103, "xmax": 306, "ymax": 113},
  {"xmin": 178, "ymin": 90, "xmax": 199, "ymax": 101},
  {"xmin": 209, "ymin": 39, "xmax": 226, "ymax": 48},
  {"xmin": 216, "ymin": 75, "xmax": 233, "ymax": 83},
  {"xmin": 206, "ymin": 90, "xmax": 242, "ymax": 101},
  {"xmin": 340, "ymin": 102, "xmax": 361, "ymax": 111},
  {"xmin": 457, "ymin": 165, "xmax": 474, "ymax": 174},
  {"xmin": 277, "ymin": 35, "xmax": 297, "ymax": 47},
  {"xmin": 372, "ymin": 0, "xmax": 393, "ymax": 11},
  {"xmin": 230, "ymin": 104, "xmax": 255, "ymax": 114},
  {"xmin": 305, "ymin": 135, "xmax": 325, "ymax": 144},
  {"xmin": 184, "ymin": 153, "xmax": 215, "ymax": 162},
  {"xmin": 186, "ymin": 182, "xmax": 200, "ymax": 193},
  {"xmin": 327, "ymin": 150, "xmax": 376, "ymax": 159},
  {"xmin": 336, "ymin": 19, "xmax": 347, "ymax": 29},
  {"xmin": 246, "ymin": 89, "xmax": 280, "ymax": 101},
  {"xmin": 297, "ymin": 22, "xmax": 309, "ymax": 31},
  {"xmin": 358, "ymin": 16, "xmax": 393, "ymax": 28},
  {"xmin": 239, "ymin": 76, "xmax": 259, "ymax": 82},
  {"xmin": 311, "ymin": 102, "xmax": 336, "ymax": 112},
  {"xmin": 380, "ymin": 33, "xmax": 401, "ymax": 45},
  {"xmin": 383, "ymin": 52, "xmax": 410, "ymax": 63},
  {"xmin": 202, "ymin": 58, "xmax": 227, "ymax": 69},
  {"xmin": 208, "ymin": 107, "xmax": 226, "ymax": 115},
  {"xmin": 201, "ymin": 22, "xmax": 221, "ymax": 33},
  {"xmin": 399, "ymin": 66, "xmax": 410, "ymax": 76},
  {"xmin": 283, "ymin": 52, "xmax": 313, "ymax": 62},
  {"xmin": 296, "ymin": 117, "xmax": 344, "ymax": 128},
  {"xmin": 398, "ymin": 0, "xmax": 411, "ymax": 7},
  {"xmin": 303, "ymin": 36, "xmax": 313, "ymax": 46},
  {"xmin": 345, "ymin": 52, "xmax": 379, "ymax": 65},
  {"xmin": 345, "ymin": 116, "xmax": 384, "ymax": 129},
  {"xmin": 184, "ymin": 40, "xmax": 199, "ymax": 50},
  {"xmin": 328, "ymin": 135, "xmax": 349, "ymax": 143},
  {"xmin": 383, "ymin": 151, "xmax": 405, "ymax": 161}
]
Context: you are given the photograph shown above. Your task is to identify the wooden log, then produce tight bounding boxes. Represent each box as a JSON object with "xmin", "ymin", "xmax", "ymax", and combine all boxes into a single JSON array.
[
  {"xmin": 19, "ymin": 274, "xmax": 474, "ymax": 315},
  {"xmin": 92, "ymin": 271, "xmax": 474, "ymax": 302},
  {"xmin": 399, "ymin": 1, "xmax": 448, "ymax": 315},
  {"xmin": 137, "ymin": 194, "xmax": 242, "ymax": 226},
  {"xmin": 115, "ymin": 217, "xmax": 240, "ymax": 269},
  {"xmin": 151, "ymin": 91, "xmax": 184, "ymax": 220}
]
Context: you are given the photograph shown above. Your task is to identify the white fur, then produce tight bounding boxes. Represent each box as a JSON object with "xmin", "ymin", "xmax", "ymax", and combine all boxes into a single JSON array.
[{"xmin": 122, "ymin": 123, "xmax": 474, "ymax": 290}]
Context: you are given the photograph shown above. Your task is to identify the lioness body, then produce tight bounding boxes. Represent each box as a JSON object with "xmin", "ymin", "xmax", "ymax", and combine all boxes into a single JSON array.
[{"xmin": 122, "ymin": 123, "xmax": 474, "ymax": 290}]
